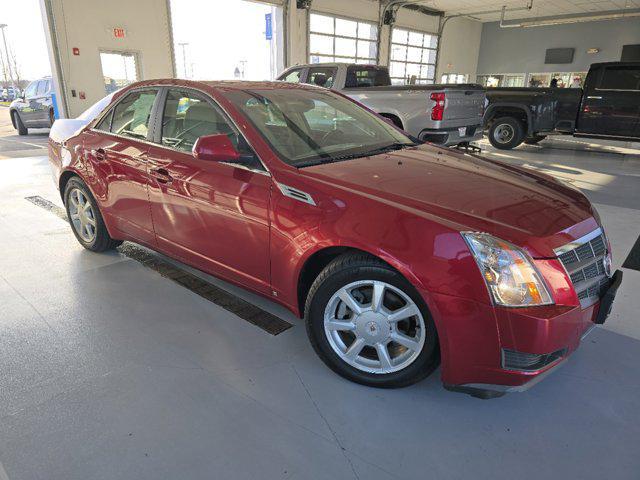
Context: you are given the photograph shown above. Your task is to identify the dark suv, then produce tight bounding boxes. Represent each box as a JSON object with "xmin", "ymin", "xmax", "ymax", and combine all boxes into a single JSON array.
[{"xmin": 9, "ymin": 76, "xmax": 55, "ymax": 135}]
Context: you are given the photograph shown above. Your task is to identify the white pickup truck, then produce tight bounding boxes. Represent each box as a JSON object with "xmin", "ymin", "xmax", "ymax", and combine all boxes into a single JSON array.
[{"xmin": 277, "ymin": 63, "xmax": 485, "ymax": 147}]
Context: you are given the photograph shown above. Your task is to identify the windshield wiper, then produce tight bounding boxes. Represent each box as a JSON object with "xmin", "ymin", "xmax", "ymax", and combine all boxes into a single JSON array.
[{"xmin": 329, "ymin": 142, "xmax": 414, "ymax": 162}]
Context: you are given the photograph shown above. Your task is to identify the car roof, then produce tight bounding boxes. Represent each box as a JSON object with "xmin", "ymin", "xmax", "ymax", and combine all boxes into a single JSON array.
[{"xmin": 116, "ymin": 78, "xmax": 327, "ymax": 95}]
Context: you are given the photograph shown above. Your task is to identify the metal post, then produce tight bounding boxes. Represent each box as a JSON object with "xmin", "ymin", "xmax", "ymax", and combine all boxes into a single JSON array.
[
  {"xmin": 178, "ymin": 42, "xmax": 189, "ymax": 78},
  {"xmin": 0, "ymin": 24, "xmax": 15, "ymax": 86}
]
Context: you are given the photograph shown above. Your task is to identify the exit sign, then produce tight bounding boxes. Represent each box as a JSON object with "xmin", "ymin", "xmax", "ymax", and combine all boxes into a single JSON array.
[{"xmin": 113, "ymin": 27, "xmax": 126, "ymax": 39}]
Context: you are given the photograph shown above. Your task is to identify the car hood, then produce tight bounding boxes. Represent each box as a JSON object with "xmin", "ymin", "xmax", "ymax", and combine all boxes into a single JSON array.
[{"xmin": 300, "ymin": 145, "xmax": 598, "ymax": 258}]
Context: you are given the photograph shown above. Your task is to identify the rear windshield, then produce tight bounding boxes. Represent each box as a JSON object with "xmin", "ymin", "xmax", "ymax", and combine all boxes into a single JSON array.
[{"xmin": 345, "ymin": 66, "xmax": 391, "ymax": 88}]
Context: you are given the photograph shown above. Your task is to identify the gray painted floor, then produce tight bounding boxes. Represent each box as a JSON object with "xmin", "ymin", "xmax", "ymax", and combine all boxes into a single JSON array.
[{"xmin": 1, "ymin": 120, "xmax": 639, "ymax": 479}]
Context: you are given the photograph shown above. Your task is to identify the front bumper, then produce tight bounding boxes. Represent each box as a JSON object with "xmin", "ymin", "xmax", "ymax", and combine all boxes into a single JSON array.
[
  {"xmin": 419, "ymin": 124, "xmax": 483, "ymax": 146},
  {"xmin": 427, "ymin": 269, "xmax": 623, "ymax": 398}
]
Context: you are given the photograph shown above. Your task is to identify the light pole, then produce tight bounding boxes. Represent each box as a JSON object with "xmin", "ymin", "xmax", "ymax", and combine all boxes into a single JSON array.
[
  {"xmin": 0, "ymin": 24, "xmax": 15, "ymax": 86},
  {"xmin": 178, "ymin": 42, "xmax": 189, "ymax": 79}
]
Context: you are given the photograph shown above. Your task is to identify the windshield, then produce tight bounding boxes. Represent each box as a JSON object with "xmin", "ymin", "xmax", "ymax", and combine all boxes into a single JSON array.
[{"xmin": 224, "ymin": 88, "xmax": 415, "ymax": 167}]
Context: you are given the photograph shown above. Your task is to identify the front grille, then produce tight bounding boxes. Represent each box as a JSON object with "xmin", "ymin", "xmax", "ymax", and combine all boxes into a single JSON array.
[
  {"xmin": 555, "ymin": 229, "xmax": 610, "ymax": 308},
  {"xmin": 502, "ymin": 348, "xmax": 566, "ymax": 371}
]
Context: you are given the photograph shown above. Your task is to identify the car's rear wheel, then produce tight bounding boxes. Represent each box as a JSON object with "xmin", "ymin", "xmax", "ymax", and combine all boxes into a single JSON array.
[
  {"xmin": 305, "ymin": 253, "xmax": 439, "ymax": 388},
  {"xmin": 488, "ymin": 116, "xmax": 524, "ymax": 150},
  {"xmin": 12, "ymin": 111, "xmax": 27, "ymax": 135},
  {"xmin": 64, "ymin": 177, "xmax": 121, "ymax": 252}
]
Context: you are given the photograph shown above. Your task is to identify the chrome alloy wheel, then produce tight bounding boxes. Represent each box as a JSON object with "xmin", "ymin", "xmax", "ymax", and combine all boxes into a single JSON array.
[
  {"xmin": 493, "ymin": 123, "xmax": 515, "ymax": 144},
  {"xmin": 68, "ymin": 188, "xmax": 97, "ymax": 243},
  {"xmin": 323, "ymin": 280, "xmax": 426, "ymax": 374}
]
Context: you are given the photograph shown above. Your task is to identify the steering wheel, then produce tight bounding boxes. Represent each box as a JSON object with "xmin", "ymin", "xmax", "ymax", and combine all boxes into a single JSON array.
[{"xmin": 321, "ymin": 129, "xmax": 345, "ymax": 144}]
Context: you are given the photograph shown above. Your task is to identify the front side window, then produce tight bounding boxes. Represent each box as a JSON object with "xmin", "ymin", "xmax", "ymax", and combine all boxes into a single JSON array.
[
  {"xmin": 110, "ymin": 89, "xmax": 158, "ymax": 140},
  {"xmin": 307, "ymin": 67, "xmax": 337, "ymax": 88},
  {"xmin": 309, "ymin": 13, "xmax": 377, "ymax": 64},
  {"xmin": 160, "ymin": 89, "xmax": 262, "ymax": 169},
  {"xmin": 390, "ymin": 28, "xmax": 438, "ymax": 85},
  {"xmin": 281, "ymin": 69, "xmax": 303, "ymax": 83},
  {"xmin": 24, "ymin": 81, "xmax": 37, "ymax": 98},
  {"xmin": 224, "ymin": 88, "xmax": 414, "ymax": 168},
  {"xmin": 35, "ymin": 81, "xmax": 47, "ymax": 96},
  {"xmin": 600, "ymin": 67, "xmax": 640, "ymax": 91}
]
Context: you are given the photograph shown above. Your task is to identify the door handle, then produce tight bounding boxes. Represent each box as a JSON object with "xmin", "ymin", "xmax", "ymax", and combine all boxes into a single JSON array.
[
  {"xmin": 91, "ymin": 148, "xmax": 106, "ymax": 161},
  {"xmin": 150, "ymin": 167, "xmax": 173, "ymax": 184},
  {"xmin": 586, "ymin": 96, "xmax": 602, "ymax": 100}
]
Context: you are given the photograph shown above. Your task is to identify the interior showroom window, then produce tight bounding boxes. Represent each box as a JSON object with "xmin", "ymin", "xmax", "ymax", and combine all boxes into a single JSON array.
[
  {"xmin": 390, "ymin": 28, "xmax": 438, "ymax": 84},
  {"xmin": 309, "ymin": 13, "xmax": 378, "ymax": 64}
]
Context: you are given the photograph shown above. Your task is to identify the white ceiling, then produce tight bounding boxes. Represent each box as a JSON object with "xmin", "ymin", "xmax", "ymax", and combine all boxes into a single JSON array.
[{"xmin": 418, "ymin": 0, "xmax": 640, "ymax": 21}]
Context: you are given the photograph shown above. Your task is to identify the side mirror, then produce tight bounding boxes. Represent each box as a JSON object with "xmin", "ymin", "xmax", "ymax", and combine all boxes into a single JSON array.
[{"xmin": 192, "ymin": 134, "xmax": 241, "ymax": 163}]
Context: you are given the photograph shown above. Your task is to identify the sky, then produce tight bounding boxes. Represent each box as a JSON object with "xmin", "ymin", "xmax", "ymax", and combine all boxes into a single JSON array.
[
  {"xmin": 0, "ymin": 0, "xmax": 281, "ymax": 85},
  {"xmin": 0, "ymin": 0, "xmax": 51, "ymax": 81},
  {"xmin": 170, "ymin": 0, "xmax": 282, "ymax": 80}
]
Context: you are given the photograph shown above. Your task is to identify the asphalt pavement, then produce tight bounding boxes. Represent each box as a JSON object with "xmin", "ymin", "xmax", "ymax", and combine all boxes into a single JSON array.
[{"xmin": 0, "ymin": 106, "xmax": 49, "ymax": 159}]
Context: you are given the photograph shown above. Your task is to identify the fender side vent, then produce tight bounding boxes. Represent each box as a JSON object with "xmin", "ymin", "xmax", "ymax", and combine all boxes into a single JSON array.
[{"xmin": 277, "ymin": 183, "xmax": 316, "ymax": 206}]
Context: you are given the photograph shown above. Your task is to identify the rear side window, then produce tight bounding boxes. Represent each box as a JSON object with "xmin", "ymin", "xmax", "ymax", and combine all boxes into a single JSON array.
[
  {"xmin": 345, "ymin": 66, "xmax": 390, "ymax": 88},
  {"xmin": 110, "ymin": 90, "xmax": 158, "ymax": 140},
  {"xmin": 600, "ymin": 67, "xmax": 640, "ymax": 91},
  {"xmin": 307, "ymin": 68, "xmax": 336, "ymax": 88},
  {"xmin": 281, "ymin": 69, "xmax": 303, "ymax": 83}
]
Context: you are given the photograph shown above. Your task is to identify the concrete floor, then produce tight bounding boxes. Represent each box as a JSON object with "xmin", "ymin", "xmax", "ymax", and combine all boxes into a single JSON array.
[{"xmin": 1, "ymin": 106, "xmax": 639, "ymax": 480}]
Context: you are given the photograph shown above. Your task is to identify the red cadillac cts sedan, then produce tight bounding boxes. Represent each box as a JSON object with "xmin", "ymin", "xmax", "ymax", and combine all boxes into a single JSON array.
[{"xmin": 48, "ymin": 79, "xmax": 622, "ymax": 398}]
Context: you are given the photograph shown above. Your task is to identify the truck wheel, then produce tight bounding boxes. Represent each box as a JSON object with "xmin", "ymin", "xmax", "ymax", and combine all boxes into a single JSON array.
[
  {"xmin": 12, "ymin": 111, "xmax": 28, "ymax": 135},
  {"xmin": 488, "ymin": 117, "xmax": 524, "ymax": 150},
  {"xmin": 524, "ymin": 135, "xmax": 546, "ymax": 145},
  {"xmin": 305, "ymin": 252, "xmax": 439, "ymax": 388}
]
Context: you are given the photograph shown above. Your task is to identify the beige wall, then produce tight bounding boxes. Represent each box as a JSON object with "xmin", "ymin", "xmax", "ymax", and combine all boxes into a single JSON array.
[
  {"xmin": 45, "ymin": 0, "xmax": 175, "ymax": 117},
  {"xmin": 438, "ymin": 17, "xmax": 482, "ymax": 81}
]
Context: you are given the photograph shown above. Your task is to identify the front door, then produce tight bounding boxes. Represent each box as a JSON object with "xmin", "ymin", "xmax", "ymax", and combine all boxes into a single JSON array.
[
  {"xmin": 147, "ymin": 88, "xmax": 272, "ymax": 293},
  {"xmin": 83, "ymin": 88, "xmax": 159, "ymax": 245}
]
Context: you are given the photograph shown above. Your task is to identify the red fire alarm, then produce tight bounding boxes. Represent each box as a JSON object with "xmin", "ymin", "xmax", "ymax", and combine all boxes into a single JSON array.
[
  {"xmin": 79, "ymin": 91, "xmax": 86, "ymax": 100},
  {"xmin": 72, "ymin": 47, "xmax": 80, "ymax": 55}
]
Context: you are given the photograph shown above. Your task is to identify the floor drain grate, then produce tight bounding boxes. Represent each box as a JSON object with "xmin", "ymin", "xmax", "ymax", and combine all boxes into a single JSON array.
[
  {"xmin": 25, "ymin": 195, "xmax": 68, "ymax": 221},
  {"xmin": 26, "ymin": 195, "xmax": 293, "ymax": 335}
]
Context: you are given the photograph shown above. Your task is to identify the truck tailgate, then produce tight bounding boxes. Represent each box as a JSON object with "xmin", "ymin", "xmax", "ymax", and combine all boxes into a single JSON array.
[{"xmin": 442, "ymin": 88, "xmax": 484, "ymax": 123}]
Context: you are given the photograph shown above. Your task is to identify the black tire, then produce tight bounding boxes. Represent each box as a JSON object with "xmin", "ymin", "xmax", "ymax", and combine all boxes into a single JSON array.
[
  {"xmin": 12, "ymin": 111, "xmax": 27, "ymax": 135},
  {"xmin": 63, "ymin": 177, "xmax": 122, "ymax": 252},
  {"xmin": 305, "ymin": 252, "xmax": 439, "ymax": 388},
  {"xmin": 48, "ymin": 108, "xmax": 55, "ymax": 128},
  {"xmin": 524, "ymin": 135, "xmax": 546, "ymax": 145},
  {"xmin": 488, "ymin": 116, "xmax": 524, "ymax": 150}
]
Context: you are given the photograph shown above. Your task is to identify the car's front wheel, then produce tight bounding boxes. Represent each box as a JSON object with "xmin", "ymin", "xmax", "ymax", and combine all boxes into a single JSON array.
[
  {"xmin": 305, "ymin": 253, "xmax": 439, "ymax": 388},
  {"xmin": 64, "ymin": 177, "xmax": 121, "ymax": 252},
  {"xmin": 12, "ymin": 111, "xmax": 27, "ymax": 135}
]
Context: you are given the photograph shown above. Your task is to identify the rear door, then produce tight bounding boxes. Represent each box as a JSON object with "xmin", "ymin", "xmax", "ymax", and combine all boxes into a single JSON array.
[
  {"xmin": 83, "ymin": 88, "xmax": 160, "ymax": 245},
  {"xmin": 578, "ymin": 65, "xmax": 640, "ymax": 137}
]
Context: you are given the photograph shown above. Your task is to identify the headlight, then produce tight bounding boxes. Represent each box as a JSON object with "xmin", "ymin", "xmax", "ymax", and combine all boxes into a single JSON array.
[{"xmin": 462, "ymin": 232, "xmax": 553, "ymax": 307}]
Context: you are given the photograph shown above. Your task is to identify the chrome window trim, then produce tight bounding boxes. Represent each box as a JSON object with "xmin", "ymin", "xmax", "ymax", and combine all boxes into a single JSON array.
[{"xmin": 89, "ymin": 83, "xmax": 272, "ymax": 176}]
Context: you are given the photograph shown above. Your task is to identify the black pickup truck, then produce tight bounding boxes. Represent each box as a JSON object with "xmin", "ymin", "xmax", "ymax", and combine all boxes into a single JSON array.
[{"xmin": 483, "ymin": 62, "xmax": 640, "ymax": 149}]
